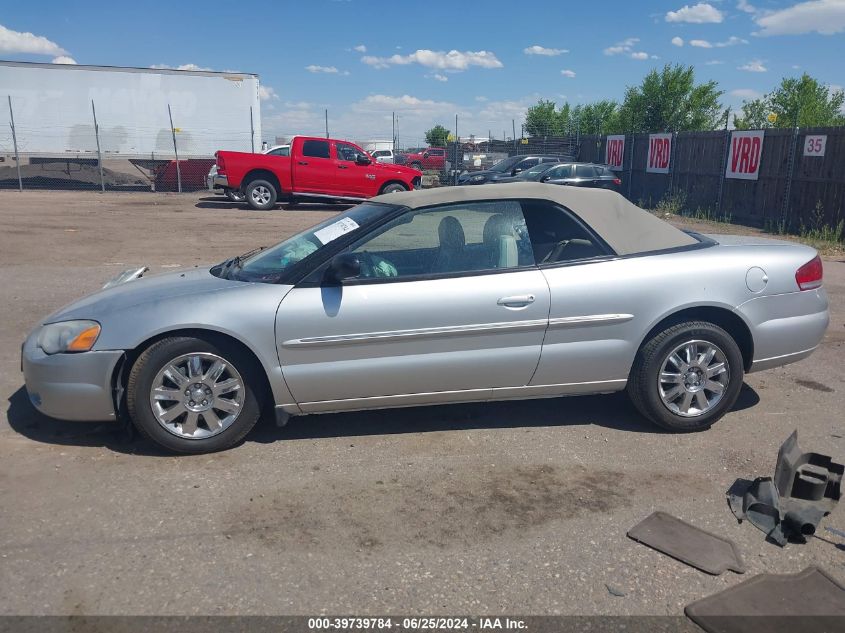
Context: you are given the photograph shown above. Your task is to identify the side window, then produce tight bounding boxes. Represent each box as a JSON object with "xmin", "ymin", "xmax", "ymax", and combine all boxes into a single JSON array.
[
  {"xmin": 521, "ymin": 200, "xmax": 608, "ymax": 264},
  {"xmin": 268, "ymin": 147, "xmax": 289, "ymax": 156},
  {"xmin": 336, "ymin": 142, "xmax": 359, "ymax": 162},
  {"xmin": 576, "ymin": 164, "xmax": 598, "ymax": 178},
  {"xmin": 372, "ymin": 150, "xmax": 389, "ymax": 158},
  {"xmin": 430, "ymin": 149, "xmax": 445, "ymax": 157},
  {"xmin": 546, "ymin": 165, "xmax": 573, "ymax": 179},
  {"xmin": 346, "ymin": 201, "xmax": 535, "ymax": 279},
  {"xmin": 515, "ymin": 158, "xmax": 539, "ymax": 172},
  {"xmin": 302, "ymin": 140, "xmax": 330, "ymax": 159}
]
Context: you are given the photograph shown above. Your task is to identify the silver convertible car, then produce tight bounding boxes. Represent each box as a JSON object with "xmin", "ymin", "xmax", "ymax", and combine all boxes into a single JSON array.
[{"xmin": 22, "ymin": 183, "xmax": 829, "ymax": 453}]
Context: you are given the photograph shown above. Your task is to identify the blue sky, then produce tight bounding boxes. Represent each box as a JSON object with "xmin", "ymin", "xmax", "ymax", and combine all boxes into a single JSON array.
[{"xmin": 1, "ymin": 0, "xmax": 843, "ymax": 143}]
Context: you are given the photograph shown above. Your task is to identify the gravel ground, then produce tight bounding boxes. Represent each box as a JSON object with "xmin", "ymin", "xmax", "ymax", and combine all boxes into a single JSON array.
[{"xmin": 1, "ymin": 191, "xmax": 843, "ymax": 616}]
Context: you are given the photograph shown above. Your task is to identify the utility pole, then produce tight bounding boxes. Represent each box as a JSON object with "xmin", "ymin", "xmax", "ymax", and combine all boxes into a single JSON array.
[
  {"xmin": 392, "ymin": 111, "xmax": 395, "ymax": 150},
  {"xmin": 8, "ymin": 96, "xmax": 22, "ymax": 192},
  {"xmin": 454, "ymin": 114, "xmax": 459, "ymax": 185},
  {"xmin": 91, "ymin": 100, "xmax": 105, "ymax": 193},
  {"xmin": 325, "ymin": 109, "xmax": 329, "ymax": 138},
  {"xmin": 167, "ymin": 103, "xmax": 182, "ymax": 193}
]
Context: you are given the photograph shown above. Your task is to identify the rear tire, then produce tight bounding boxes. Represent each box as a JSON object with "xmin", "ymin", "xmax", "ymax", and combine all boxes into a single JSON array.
[
  {"xmin": 381, "ymin": 183, "xmax": 408, "ymax": 194},
  {"xmin": 627, "ymin": 321, "xmax": 743, "ymax": 432},
  {"xmin": 245, "ymin": 179, "xmax": 277, "ymax": 210},
  {"xmin": 127, "ymin": 337, "xmax": 263, "ymax": 454}
]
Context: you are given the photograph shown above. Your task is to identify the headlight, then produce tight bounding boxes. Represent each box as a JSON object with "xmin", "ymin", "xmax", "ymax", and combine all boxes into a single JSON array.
[
  {"xmin": 470, "ymin": 175, "xmax": 486, "ymax": 182},
  {"xmin": 36, "ymin": 320, "xmax": 101, "ymax": 355}
]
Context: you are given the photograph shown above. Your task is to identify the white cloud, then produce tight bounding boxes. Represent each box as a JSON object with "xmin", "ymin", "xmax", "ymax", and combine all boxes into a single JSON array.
[
  {"xmin": 361, "ymin": 49, "xmax": 503, "ymax": 71},
  {"xmin": 692, "ymin": 36, "xmax": 747, "ymax": 48},
  {"xmin": 738, "ymin": 59, "xmax": 767, "ymax": 72},
  {"xmin": 51, "ymin": 55, "xmax": 77, "ymax": 64},
  {"xmin": 737, "ymin": 0, "xmax": 756, "ymax": 13},
  {"xmin": 560, "ymin": 69, "xmax": 576, "ymax": 77},
  {"xmin": 431, "ymin": 73, "xmax": 448, "ymax": 82},
  {"xmin": 603, "ymin": 37, "xmax": 640, "ymax": 55},
  {"xmin": 630, "ymin": 51, "xmax": 650, "ymax": 60},
  {"xmin": 352, "ymin": 44, "xmax": 367, "ymax": 52},
  {"xmin": 705, "ymin": 59, "xmax": 725, "ymax": 65},
  {"xmin": 754, "ymin": 0, "xmax": 845, "ymax": 36},
  {"xmin": 671, "ymin": 36, "xmax": 685, "ymax": 46},
  {"xmin": 475, "ymin": 96, "xmax": 489, "ymax": 102},
  {"xmin": 690, "ymin": 39, "xmax": 714, "ymax": 48},
  {"xmin": 524, "ymin": 45, "xmax": 568, "ymax": 56},
  {"xmin": 665, "ymin": 3, "xmax": 724, "ymax": 23},
  {"xmin": 730, "ymin": 88, "xmax": 762, "ymax": 98},
  {"xmin": 306, "ymin": 64, "xmax": 343, "ymax": 73},
  {"xmin": 258, "ymin": 85, "xmax": 279, "ymax": 101},
  {"xmin": 150, "ymin": 63, "xmax": 213, "ymax": 71},
  {"xmin": 0, "ymin": 23, "xmax": 66, "ymax": 55}
]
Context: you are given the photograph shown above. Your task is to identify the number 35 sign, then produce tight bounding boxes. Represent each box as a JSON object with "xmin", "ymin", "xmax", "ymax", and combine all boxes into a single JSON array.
[{"xmin": 804, "ymin": 135, "xmax": 827, "ymax": 157}]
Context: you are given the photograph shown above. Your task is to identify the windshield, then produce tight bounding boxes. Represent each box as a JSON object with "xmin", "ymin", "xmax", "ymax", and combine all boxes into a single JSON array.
[
  {"xmin": 489, "ymin": 156, "xmax": 523, "ymax": 173},
  {"xmin": 519, "ymin": 163, "xmax": 556, "ymax": 180},
  {"xmin": 215, "ymin": 203, "xmax": 397, "ymax": 283}
]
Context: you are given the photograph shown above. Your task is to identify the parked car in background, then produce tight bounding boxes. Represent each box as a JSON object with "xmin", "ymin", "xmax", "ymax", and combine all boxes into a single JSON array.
[
  {"xmin": 208, "ymin": 145, "xmax": 290, "ymax": 202},
  {"xmin": 397, "ymin": 147, "xmax": 447, "ymax": 171},
  {"xmin": 371, "ymin": 149, "xmax": 395, "ymax": 164},
  {"xmin": 214, "ymin": 136, "xmax": 421, "ymax": 210},
  {"xmin": 492, "ymin": 162, "xmax": 622, "ymax": 192},
  {"xmin": 458, "ymin": 155, "xmax": 564, "ymax": 185},
  {"xmin": 22, "ymin": 183, "xmax": 829, "ymax": 453}
]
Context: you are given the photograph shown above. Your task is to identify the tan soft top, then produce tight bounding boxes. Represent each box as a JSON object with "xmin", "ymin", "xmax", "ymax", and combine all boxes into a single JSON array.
[{"xmin": 373, "ymin": 182, "xmax": 697, "ymax": 256}]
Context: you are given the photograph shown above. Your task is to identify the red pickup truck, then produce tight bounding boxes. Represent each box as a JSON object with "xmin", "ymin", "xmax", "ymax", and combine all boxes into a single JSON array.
[
  {"xmin": 397, "ymin": 147, "xmax": 447, "ymax": 171},
  {"xmin": 213, "ymin": 136, "xmax": 422, "ymax": 210}
]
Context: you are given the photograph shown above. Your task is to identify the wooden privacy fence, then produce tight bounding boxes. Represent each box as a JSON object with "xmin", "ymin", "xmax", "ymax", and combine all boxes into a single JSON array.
[{"xmin": 576, "ymin": 127, "xmax": 845, "ymax": 232}]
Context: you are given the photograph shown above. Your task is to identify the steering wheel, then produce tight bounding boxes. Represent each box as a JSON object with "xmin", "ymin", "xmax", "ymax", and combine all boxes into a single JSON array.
[{"xmin": 356, "ymin": 251, "xmax": 398, "ymax": 278}]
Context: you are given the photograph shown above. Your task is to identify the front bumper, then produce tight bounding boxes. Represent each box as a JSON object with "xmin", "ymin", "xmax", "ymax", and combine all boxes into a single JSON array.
[{"xmin": 21, "ymin": 332, "xmax": 123, "ymax": 422}]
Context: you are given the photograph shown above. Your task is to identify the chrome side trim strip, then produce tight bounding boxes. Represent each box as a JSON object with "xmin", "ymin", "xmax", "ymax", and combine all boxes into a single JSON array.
[
  {"xmin": 282, "ymin": 319, "xmax": 549, "ymax": 347},
  {"xmin": 548, "ymin": 313, "xmax": 633, "ymax": 328}
]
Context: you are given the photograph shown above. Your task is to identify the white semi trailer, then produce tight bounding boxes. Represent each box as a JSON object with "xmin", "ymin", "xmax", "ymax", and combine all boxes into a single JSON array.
[{"xmin": 0, "ymin": 60, "xmax": 261, "ymax": 157}]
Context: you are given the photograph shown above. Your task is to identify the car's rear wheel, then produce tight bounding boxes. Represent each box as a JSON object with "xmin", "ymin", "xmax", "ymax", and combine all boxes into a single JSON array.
[
  {"xmin": 245, "ymin": 179, "xmax": 277, "ymax": 210},
  {"xmin": 627, "ymin": 321, "xmax": 743, "ymax": 432},
  {"xmin": 381, "ymin": 183, "xmax": 407, "ymax": 194},
  {"xmin": 127, "ymin": 337, "xmax": 263, "ymax": 453},
  {"xmin": 225, "ymin": 188, "xmax": 246, "ymax": 203}
]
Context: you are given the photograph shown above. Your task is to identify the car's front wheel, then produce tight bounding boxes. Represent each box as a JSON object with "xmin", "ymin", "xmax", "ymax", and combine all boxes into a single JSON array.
[
  {"xmin": 381, "ymin": 183, "xmax": 408, "ymax": 194},
  {"xmin": 627, "ymin": 321, "xmax": 744, "ymax": 432},
  {"xmin": 245, "ymin": 179, "xmax": 277, "ymax": 210},
  {"xmin": 126, "ymin": 337, "xmax": 263, "ymax": 453}
]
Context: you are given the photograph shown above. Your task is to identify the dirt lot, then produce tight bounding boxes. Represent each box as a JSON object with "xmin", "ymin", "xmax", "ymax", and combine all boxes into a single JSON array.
[{"xmin": 1, "ymin": 191, "xmax": 844, "ymax": 616}]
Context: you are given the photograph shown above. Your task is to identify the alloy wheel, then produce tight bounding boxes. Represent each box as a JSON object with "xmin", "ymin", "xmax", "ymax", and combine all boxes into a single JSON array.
[{"xmin": 657, "ymin": 340, "xmax": 729, "ymax": 417}]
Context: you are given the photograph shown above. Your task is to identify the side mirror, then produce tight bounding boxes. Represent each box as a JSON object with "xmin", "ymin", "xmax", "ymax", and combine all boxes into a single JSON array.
[
  {"xmin": 325, "ymin": 253, "xmax": 361, "ymax": 283},
  {"xmin": 541, "ymin": 175, "xmax": 552, "ymax": 182},
  {"xmin": 423, "ymin": 152, "xmax": 430, "ymax": 158},
  {"xmin": 512, "ymin": 167, "xmax": 523, "ymax": 176},
  {"xmin": 356, "ymin": 154, "xmax": 371, "ymax": 165}
]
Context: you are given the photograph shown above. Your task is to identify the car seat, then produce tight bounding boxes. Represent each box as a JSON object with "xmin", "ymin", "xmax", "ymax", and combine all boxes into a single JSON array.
[
  {"xmin": 482, "ymin": 214, "xmax": 518, "ymax": 269},
  {"xmin": 432, "ymin": 216, "xmax": 466, "ymax": 273}
]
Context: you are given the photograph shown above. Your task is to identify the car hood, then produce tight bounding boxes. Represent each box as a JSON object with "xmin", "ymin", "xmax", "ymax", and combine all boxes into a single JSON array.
[
  {"xmin": 368, "ymin": 162, "xmax": 421, "ymax": 177},
  {"xmin": 42, "ymin": 267, "xmax": 241, "ymax": 325}
]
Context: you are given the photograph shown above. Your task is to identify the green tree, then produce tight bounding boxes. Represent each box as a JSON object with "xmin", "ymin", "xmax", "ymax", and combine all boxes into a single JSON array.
[
  {"xmin": 735, "ymin": 74, "xmax": 845, "ymax": 129},
  {"xmin": 574, "ymin": 100, "xmax": 622, "ymax": 135},
  {"xmin": 524, "ymin": 99, "xmax": 563, "ymax": 136},
  {"xmin": 424, "ymin": 124, "xmax": 450, "ymax": 147},
  {"xmin": 618, "ymin": 64, "xmax": 723, "ymax": 132}
]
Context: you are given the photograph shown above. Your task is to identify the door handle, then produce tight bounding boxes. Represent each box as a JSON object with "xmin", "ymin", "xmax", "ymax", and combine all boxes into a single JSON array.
[
  {"xmin": 497, "ymin": 294, "xmax": 535, "ymax": 307},
  {"xmin": 337, "ymin": 165, "xmax": 348, "ymax": 169},
  {"xmin": 298, "ymin": 161, "xmax": 309, "ymax": 166}
]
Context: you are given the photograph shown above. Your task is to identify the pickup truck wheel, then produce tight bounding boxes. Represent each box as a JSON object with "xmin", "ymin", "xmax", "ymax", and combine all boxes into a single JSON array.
[
  {"xmin": 224, "ymin": 189, "xmax": 245, "ymax": 203},
  {"xmin": 409, "ymin": 162, "xmax": 423, "ymax": 171},
  {"xmin": 381, "ymin": 183, "xmax": 408, "ymax": 194},
  {"xmin": 245, "ymin": 180, "xmax": 277, "ymax": 210}
]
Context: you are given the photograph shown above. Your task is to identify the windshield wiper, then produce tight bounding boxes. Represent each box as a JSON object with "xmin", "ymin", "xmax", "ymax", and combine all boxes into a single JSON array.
[{"xmin": 219, "ymin": 246, "xmax": 266, "ymax": 280}]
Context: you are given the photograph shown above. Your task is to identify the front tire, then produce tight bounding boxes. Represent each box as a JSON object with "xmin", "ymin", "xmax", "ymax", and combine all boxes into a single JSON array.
[
  {"xmin": 381, "ymin": 183, "xmax": 408, "ymax": 194},
  {"xmin": 245, "ymin": 179, "xmax": 277, "ymax": 210},
  {"xmin": 127, "ymin": 337, "xmax": 263, "ymax": 453},
  {"xmin": 627, "ymin": 321, "xmax": 743, "ymax": 432}
]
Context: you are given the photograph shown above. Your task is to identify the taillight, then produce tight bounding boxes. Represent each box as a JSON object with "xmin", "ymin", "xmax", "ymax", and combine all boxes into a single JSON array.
[
  {"xmin": 613, "ymin": 178, "xmax": 621, "ymax": 186},
  {"xmin": 795, "ymin": 255, "xmax": 823, "ymax": 291},
  {"xmin": 217, "ymin": 155, "xmax": 226, "ymax": 174}
]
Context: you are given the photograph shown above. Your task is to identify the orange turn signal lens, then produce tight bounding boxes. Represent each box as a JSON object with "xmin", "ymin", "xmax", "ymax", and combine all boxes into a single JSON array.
[{"xmin": 67, "ymin": 324, "xmax": 101, "ymax": 352}]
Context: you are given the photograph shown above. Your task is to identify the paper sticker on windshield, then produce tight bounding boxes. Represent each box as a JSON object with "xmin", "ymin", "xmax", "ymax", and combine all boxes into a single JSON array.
[{"xmin": 313, "ymin": 217, "xmax": 360, "ymax": 245}]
